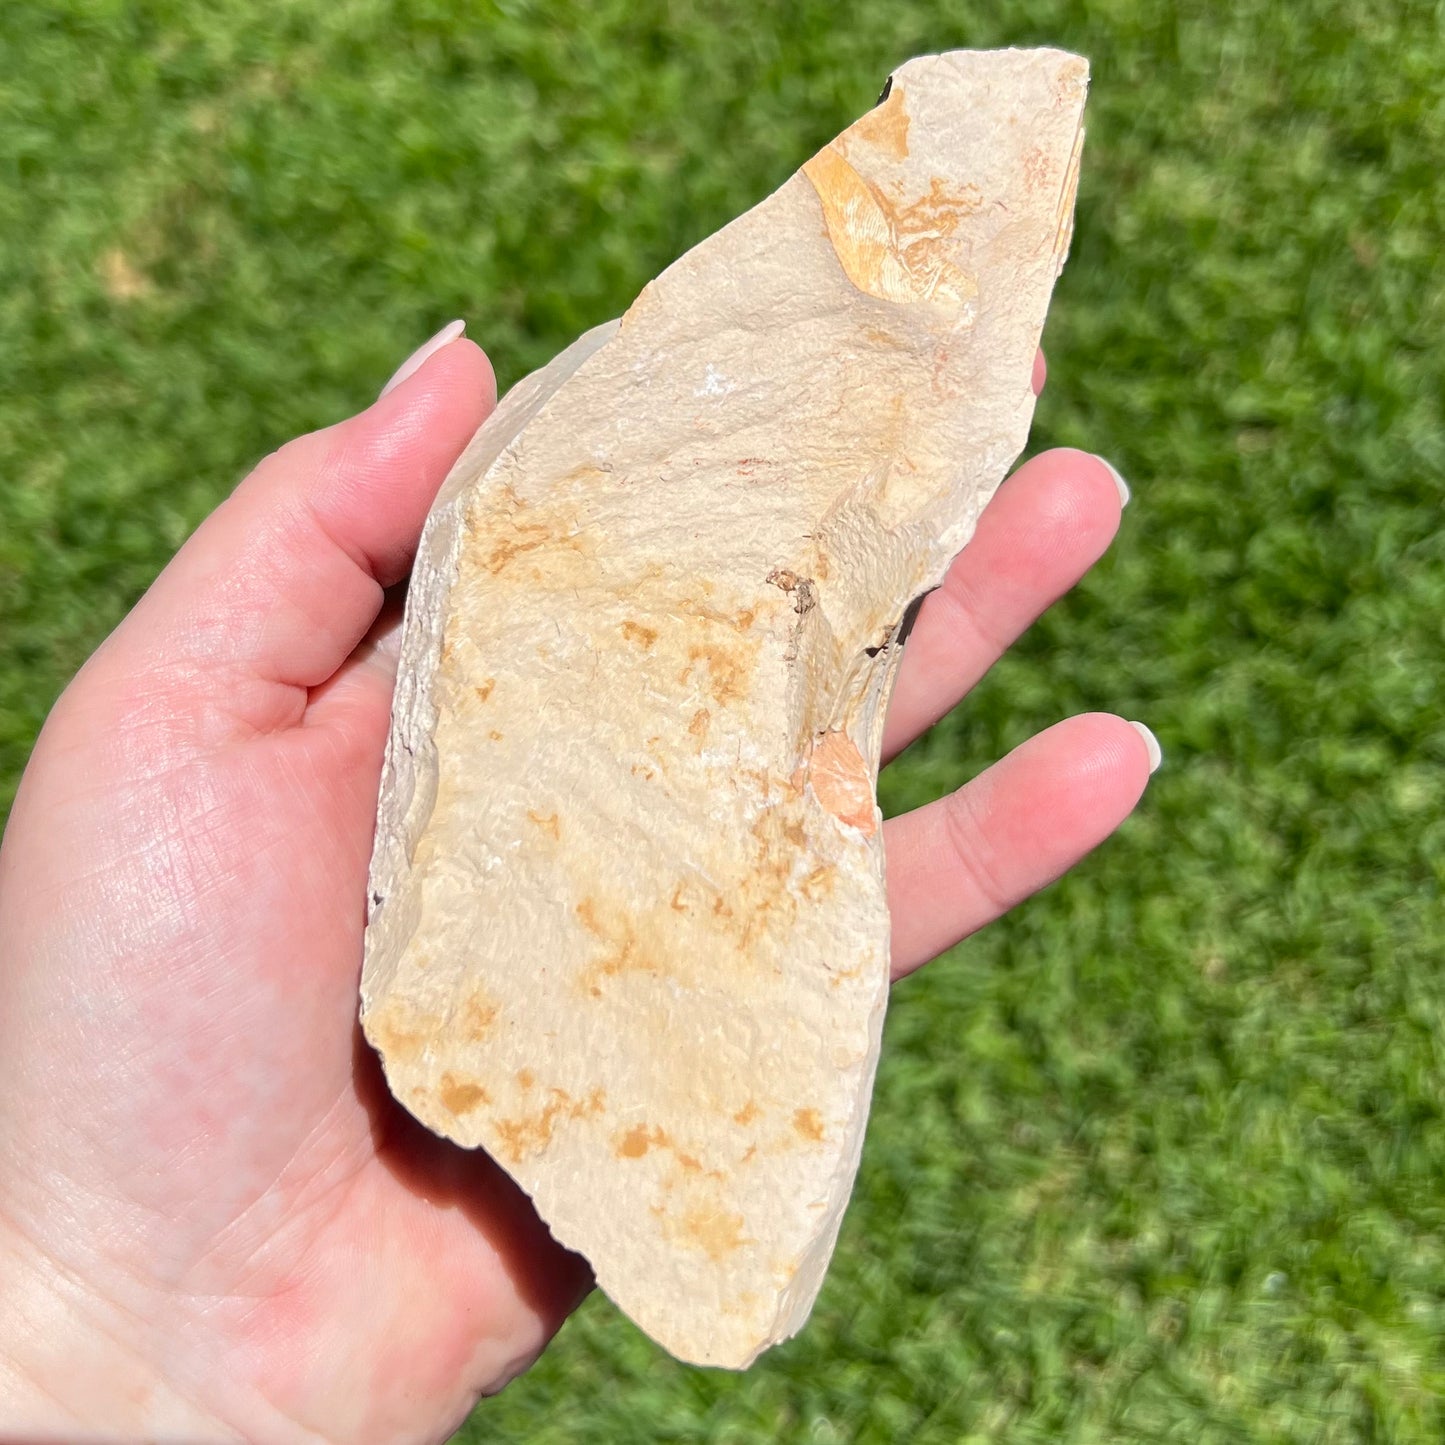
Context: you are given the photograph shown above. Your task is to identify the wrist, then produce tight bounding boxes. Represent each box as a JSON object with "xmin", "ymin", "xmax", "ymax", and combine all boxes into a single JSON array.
[{"xmin": 0, "ymin": 1212, "xmax": 238, "ymax": 1443}]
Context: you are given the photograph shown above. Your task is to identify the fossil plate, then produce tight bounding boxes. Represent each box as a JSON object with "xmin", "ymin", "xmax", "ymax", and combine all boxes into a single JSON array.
[{"xmin": 362, "ymin": 47, "xmax": 1088, "ymax": 1368}]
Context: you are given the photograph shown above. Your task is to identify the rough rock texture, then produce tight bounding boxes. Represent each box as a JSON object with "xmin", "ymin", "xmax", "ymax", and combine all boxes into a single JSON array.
[{"xmin": 362, "ymin": 47, "xmax": 1088, "ymax": 1368}]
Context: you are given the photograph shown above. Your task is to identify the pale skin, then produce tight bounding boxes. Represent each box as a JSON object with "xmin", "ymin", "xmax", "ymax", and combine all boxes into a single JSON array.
[{"xmin": 0, "ymin": 328, "xmax": 1153, "ymax": 1444}]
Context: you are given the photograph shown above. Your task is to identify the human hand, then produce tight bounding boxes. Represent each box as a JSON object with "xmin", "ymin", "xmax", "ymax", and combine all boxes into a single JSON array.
[{"xmin": 0, "ymin": 325, "xmax": 1154, "ymax": 1444}]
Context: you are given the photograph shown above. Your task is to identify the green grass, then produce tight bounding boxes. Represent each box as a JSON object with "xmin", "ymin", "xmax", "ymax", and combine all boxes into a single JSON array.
[{"xmin": 2, "ymin": 1, "xmax": 1443, "ymax": 1439}]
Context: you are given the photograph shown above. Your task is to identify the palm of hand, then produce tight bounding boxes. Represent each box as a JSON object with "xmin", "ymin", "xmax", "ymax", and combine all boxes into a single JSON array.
[{"xmin": 0, "ymin": 340, "xmax": 1146, "ymax": 1444}]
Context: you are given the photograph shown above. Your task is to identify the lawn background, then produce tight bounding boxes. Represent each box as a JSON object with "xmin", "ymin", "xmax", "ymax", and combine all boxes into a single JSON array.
[{"xmin": 1, "ymin": 1, "xmax": 1442, "ymax": 1440}]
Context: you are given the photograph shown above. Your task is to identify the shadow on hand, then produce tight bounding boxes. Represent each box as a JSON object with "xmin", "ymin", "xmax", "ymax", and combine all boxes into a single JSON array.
[{"xmin": 351, "ymin": 1026, "xmax": 595, "ymax": 1348}]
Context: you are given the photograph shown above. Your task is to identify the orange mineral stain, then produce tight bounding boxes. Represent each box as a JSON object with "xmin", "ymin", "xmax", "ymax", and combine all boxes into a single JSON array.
[
  {"xmin": 845, "ymin": 80, "xmax": 911, "ymax": 160},
  {"xmin": 438, "ymin": 1073, "xmax": 490, "ymax": 1116},
  {"xmin": 366, "ymin": 1003, "xmax": 439, "ymax": 1065},
  {"xmin": 618, "ymin": 1125, "xmax": 653, "ymax": 1159},
  {"xmin": 456, "ymin": 990, "xmax": 500, "ymax": 1041},
  {"xmin": 527, "ymin": 809, "xmax": 562, "ymax": 841},
  {"xmin": 679, "ymin": 1205, "xmax": 748, "ymax": 1262},
  {"xmin": 614, "ymin": 1122, "xmax": 699, "ymax": 1167},
  {"xmin": 807, "ymin": 731, "xmax": 877, "ymax": 835},
  {"xmin": 678, "ymin": 642, "xmax": 751, "ymax": 706},
  {"xmin": 621, "ymin": 619, "xmax": 659, "ymax": 649},
  {"xmin": 493, "ymin": 1085, "xmax": 600, "ymax": 1165},
  {"xmin": 793, "ymin": 1108, "xmax": 825, "ymax": 1143}
]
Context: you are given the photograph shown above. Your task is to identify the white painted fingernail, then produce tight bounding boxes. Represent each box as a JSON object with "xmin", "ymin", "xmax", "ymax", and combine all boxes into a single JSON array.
[
  {"xmin": 1129, "ymin": 720, "xmax": 1163, "ymax": 774},
  {"xmin": 1096, "ymin": 455, "xmax": 1131, "ymax": 507},
  {"xmin": 380, "ymin": 319, "xmax": 466, "ymax": 397}
]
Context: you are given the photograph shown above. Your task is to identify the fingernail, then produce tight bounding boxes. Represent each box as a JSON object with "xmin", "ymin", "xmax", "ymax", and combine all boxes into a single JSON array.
[
  {"xmin": 1095, "ymin": 455, "xmax": 1131, "ymax": 507},
  {"xmin": 1129, "ymin": 720, "xmax": 1163, "ymax": 774},
  {"xmin": 381, "ymin": 319, "xmax": 466, "ymax": 397}
]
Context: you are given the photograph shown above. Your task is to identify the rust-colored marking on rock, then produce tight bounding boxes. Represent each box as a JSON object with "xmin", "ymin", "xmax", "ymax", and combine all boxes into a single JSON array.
[
  {"xmin": 1023, "ymin": 146, "xmax": 1052, "ymax": 192},
  {"xmin": 679, "ymin": 641, "xmax": 751, "ymax": 706},
  {"xmin": 801, "ymin": 864, "xmax": 838, "ymax": 900},
  {"xmin": 527, "ymin": 809, "xmax": 562, "ymax": 841},
  {"xmin": 457, "ymin": 990, "xmax": 500, "ymax": 1041},
  {"xmin": 575, "ymin": 895, "xmax": 667, "ymax": 994},
  {"xmin": 479, "ymin": 521, "xmax": 558, "ymax": 576},
  {"xmin": 368, "ymin": 1004, "xmax": 438, "ymax": 1065},
  {"xmin": 846, "ymin": 80, "xmax": 911, "ymax": 160},
  {"xmin": 619, "ymin": 1124, "xmax": 655, "ymax": 1158},
  {"xmin": 439, "ymin": 1073, "xmax": 490, "ymax": 1116},
  {"xmin": 679, "ymin": 1205, "xmax": 748, "ymax": 1262},
  {"xmin": 464, "ymin": 484, "xmax": 600, "ymax": 589},
  {"xmin": 621, "ymin": 619, "xmax": 659, "ymax": 648},
  {"xmin": 615, "ymin": 1122, "xmax": 705, "ymax": 1172},
  {"xmin": 793, "ymin": 1108, "xmax": 825, "ymax": 1143},
  {"xmin": 494, "ymin": 1084, "xmax": 600, "ymax": 1165},
  {"xmin": 914, "ymin": 173, "xmax": 982, "ymax": 225}
]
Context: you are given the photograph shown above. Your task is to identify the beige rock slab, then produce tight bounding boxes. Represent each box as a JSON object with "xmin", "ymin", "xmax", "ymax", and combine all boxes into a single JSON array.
[{"xmin": 362, "ymin": 47, "xmax": 1088, "ymax": 1368}]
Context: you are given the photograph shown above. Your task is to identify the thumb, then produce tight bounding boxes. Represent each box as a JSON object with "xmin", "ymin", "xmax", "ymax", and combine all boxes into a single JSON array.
[{"xmin": 84, "ymin": 326, "xmax": 495, "ymax": 740}]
